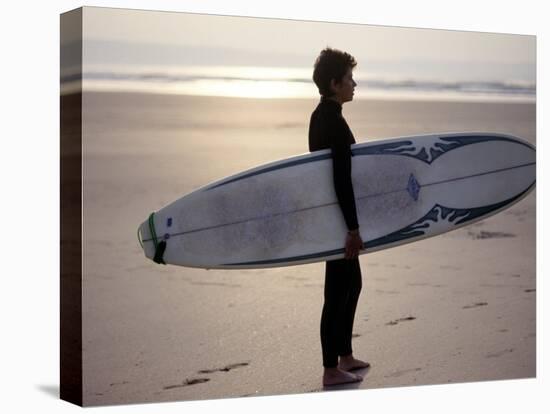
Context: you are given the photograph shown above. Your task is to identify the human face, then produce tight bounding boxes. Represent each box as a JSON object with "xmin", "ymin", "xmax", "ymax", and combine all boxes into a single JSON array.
[{"xmin": 330, "ymin": 68, "xmax": 357, "ymax": 104}]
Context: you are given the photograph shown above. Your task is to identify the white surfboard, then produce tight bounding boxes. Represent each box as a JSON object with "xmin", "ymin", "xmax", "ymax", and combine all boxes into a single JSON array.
[{"xmin": 138, "ymin": 132, "xmax": 536, "ymax": 269}]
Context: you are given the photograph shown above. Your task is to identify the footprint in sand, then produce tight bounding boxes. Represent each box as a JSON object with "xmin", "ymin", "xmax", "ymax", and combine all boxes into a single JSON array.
[
  {"xmin": 109, "ymin": 381, "xmax": 130, "ymax": 387},
  {"xmin": 375, "ymin": 289, "xmax": 400, "ymax": 295},
  {"xmin": 467, "ymin": 230, "xmax": 516, "ymax": 240},
  {"xmin": 189, "ymin": 281, "xmax": 242, "ymax": 288},
  {"xmin": 440, "ymin": 265, "xmax": 462, "ymax": 270},
  {"xmin": 504, "ymin": 209, "xmax": 527, "ymax": 217},
  {"xmin": 385, "ymin": 367, "xmax": 422, "ymax": 378},
  {"xmin": 486, "ymin": 349, "xmax": 514, "ymax": 358},
  {"xmin": 386, "ymin": 316, "xmax": 416, "ymax": 326},
  {"xmin": 163, "ymin": 378, "xmax": 210, "ymax": 390},
  {"xmin": 462, "ymin": 302, "xmax": 488, "ymax": 309},
  {"xmin": 198, "ymin": 362, "xmax": 249, "ymax": 374},
  {"xmin": 479, "ymin": 283, "xmax": 507, "ymax": 288},
  {"xmin": 373, "ymin": 277, "xmax": 388, "ymax": 282},
  {"xmin": 125, "ymin": 265, "xmax": 150, "ymax": 272},
  {"xmin": 285, "ymin": 276, "xmax": 308, "ymax": 281}
]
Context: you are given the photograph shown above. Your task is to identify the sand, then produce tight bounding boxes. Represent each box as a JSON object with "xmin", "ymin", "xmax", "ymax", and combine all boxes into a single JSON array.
[{"xmin": 77, "ymin": 91, "xmax": 535, "ymax": 406}]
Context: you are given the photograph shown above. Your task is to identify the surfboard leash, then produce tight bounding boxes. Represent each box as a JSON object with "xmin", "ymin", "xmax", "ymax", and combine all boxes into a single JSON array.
[{"xmin": 148, "ymin": 212, "xmax": 167, "ymax": 265}]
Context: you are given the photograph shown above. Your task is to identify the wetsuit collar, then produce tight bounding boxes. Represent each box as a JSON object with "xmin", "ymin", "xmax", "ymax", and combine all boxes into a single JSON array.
[{"xmin": 320, "ymin": 96, "xmax": 342, "ymax": 112}]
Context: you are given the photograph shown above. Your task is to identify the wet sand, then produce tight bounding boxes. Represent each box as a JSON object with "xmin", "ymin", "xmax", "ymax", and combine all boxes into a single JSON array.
[{"xmin": 78, "ymin": 92, "xmax": 535, "ymax": 406}]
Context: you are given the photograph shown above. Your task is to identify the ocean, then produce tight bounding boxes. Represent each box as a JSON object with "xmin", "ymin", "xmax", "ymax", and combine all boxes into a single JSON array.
[{"xmin": 61, "ymin": 63, "xmax": 536, "ymax": 103}]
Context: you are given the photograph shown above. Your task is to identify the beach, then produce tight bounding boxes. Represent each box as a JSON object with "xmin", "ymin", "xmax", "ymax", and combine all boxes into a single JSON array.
[{"xmin": 77, "ymin": 91, "xmax": 535, "ymax": 406}]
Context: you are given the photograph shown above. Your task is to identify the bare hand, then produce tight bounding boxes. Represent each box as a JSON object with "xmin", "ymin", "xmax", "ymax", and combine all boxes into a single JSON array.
[{"xmin": 345, "ymin": 229, "xmax": 364, "ymax": 259}]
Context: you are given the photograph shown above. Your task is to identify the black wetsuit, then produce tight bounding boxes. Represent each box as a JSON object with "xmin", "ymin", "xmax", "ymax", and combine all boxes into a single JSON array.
[{"xmin": 308, "ymin": 96, "xmax": 363, "ymax": 368}]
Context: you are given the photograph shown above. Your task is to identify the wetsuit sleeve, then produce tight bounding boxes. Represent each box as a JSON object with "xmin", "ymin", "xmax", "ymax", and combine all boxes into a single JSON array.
[{"xmin": 325, "ymin": 115, "xmax": 359, "ymax": 231}]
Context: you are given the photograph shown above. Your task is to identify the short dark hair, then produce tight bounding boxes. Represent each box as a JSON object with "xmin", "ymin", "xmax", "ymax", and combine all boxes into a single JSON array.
[{"xmin": 312, "ymin": 47, "xmax": 357, "ymax": 97}]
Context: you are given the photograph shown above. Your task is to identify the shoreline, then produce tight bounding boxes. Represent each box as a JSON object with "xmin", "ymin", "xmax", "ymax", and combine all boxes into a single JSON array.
[{"xmin": 62, "ymin": 88, "xmax": 537, "ymax": 105}]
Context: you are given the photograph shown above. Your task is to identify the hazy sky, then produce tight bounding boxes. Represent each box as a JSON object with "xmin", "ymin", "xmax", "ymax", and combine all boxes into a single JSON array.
[{"xmin": 76, "ymin": 6, "xmax": 535, "ymax": 67}]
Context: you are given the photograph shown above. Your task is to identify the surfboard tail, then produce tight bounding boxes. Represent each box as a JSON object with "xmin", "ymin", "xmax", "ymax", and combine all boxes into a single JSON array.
[
  {"xmin": 137, "ymin": 220, "xmax": 151, "ymax": 260},
  {"xmin": 138, "ymin": 213, "xmax": 170, "ymax": 265}
]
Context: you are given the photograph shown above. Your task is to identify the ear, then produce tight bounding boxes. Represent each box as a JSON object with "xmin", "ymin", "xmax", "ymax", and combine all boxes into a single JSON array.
[{"xmin": 329, "ymin": 78, "xmax": 340, "ymax": 93}]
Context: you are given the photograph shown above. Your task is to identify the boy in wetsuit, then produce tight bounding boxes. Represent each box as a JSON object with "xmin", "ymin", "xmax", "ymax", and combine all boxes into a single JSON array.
[{"xmin": 309, "ymin": 48, "xmax": 370, "ymax": 386}]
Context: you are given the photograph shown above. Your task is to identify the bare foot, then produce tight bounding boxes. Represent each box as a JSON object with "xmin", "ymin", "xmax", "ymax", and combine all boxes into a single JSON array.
[
  {"xmin": 323, "ymin": 367, "xmax": 363, "ymax": 386},
  {"xmin": 338, "ymin": 355, "xmax": 370, "ymax": 372}
]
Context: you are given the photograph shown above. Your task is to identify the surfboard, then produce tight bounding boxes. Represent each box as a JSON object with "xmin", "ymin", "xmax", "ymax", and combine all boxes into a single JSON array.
[{"xmin": 137, "ymin": 132, "xmax": 536, "ymax": 269}]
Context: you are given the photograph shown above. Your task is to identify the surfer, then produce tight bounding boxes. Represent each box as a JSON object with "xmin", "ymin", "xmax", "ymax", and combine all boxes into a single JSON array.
[{"xmin": 309, "ymin": 48, "xmax": 370, "ymax": 386}]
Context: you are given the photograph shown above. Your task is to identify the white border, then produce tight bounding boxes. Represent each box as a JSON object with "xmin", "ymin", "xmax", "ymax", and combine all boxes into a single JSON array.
[{"xmin": 1, "ymin": 1, "xmax": 546, "ymax": 413}]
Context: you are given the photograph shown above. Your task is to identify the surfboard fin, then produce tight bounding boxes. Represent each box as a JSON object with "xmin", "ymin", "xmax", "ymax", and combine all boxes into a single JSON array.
[{"xmin": 153, "ymin": 240, "xmax": 167, "ymax": 265}]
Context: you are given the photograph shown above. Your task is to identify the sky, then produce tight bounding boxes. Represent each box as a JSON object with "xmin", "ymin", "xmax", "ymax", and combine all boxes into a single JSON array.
[{"xmin": 75, "ymin": 7, "xmax": 535, "ymax": 66}]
